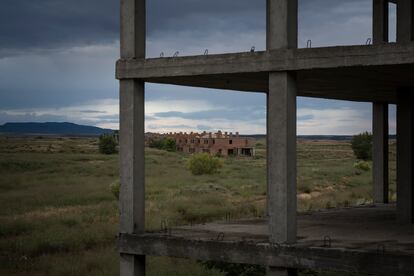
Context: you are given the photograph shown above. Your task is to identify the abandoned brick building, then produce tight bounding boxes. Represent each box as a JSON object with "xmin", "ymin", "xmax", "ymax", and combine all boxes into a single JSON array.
[{"xmin": 165, "ymin": 131, "xmax": 255, "ymax": 156}]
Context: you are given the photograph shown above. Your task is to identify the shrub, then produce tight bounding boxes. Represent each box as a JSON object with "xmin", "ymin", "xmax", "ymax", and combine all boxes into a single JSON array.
[
  {"xmin": 353, "ymin": 160, "xmax": 371, "ymax": 171},
  {"xmin": 351, "ymin": 131, "xmax": 372, "ymax": 160},
  {"xmin": 201, "ymin": 261, "xmax": 265, "ymax": 276},
  {"xmin": 188, "ymin": 153, "xmax": 223, "ymax": 175},
  {"xmin": 149, "ymin": 138, "xmax": 176, "ymax": 152},
  {"xmin": 109, "ymin": 180, "xmax": 120, "ymax": 200},
  {"xmin": 98, "ymin": 134, "xmax": 117, "ymax": 154}
]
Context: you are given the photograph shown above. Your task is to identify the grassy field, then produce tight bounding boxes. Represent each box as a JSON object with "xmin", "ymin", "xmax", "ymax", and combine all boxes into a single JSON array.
[{"xmin": 0, "ymin": 136, "xmax": 396, "ymax": 275}]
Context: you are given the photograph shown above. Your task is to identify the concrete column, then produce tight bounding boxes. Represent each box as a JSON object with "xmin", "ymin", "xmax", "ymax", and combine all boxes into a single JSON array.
[
  {"xmin": 119, "ymin": 0, "xmax": 146, "ymax": 275},
  {"xmin": 121, "ymin": 0, "xmax": 146, "ymax": 59},
  {"xmin": 266, "ymin": 1, "xmax": 297, "ymax": 275},
  {"xmin": 396, "ymin": 91, "xmax": 414, "ymax": 223},
  {"xmin": 373, "ymin": 103, "xmax": 389, "ymax": 203},
  {"xmin": 373, "ymin": 0, "xmax": 389, "ymax": 44},
  {"xmin": 372, "ymin": 1, "xmax": 390, "ymax": 204},
  {"xmin": 266, "ymin": 0, "xmax": 298, "ymax": 49},
  {"xmin": 267, "ymin": 72, "xmax": 297, "ymax": 244},
  {"xmin": 397, "ymin": 0, "xmax": 414, "ymax": 43}
]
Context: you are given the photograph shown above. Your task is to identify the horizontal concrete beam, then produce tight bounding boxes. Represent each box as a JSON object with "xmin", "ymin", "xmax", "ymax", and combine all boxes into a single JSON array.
[
  {"xmin": 118, "ymin": 233, "xmax": 414, "ymax": 275},
  {"xmin": 116, "ymin": 43, "xmax": 414, "ymax": 80}
]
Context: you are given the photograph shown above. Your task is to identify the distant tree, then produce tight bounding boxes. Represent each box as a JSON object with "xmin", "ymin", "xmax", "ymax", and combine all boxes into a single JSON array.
[
  {"xmin": 351, "ymin": 132, "xmax": 372, "ymax": 160},
  {"xmin": 149, "ymin": 137, "xmax": 176, "ymax": 152},
  {"xmin": 188, "ymin": 153, "xmax": 223, "ymax": 175},
  {"xmin": 99, "ymin": 134, "xmax": 117, "ymax": 154}
]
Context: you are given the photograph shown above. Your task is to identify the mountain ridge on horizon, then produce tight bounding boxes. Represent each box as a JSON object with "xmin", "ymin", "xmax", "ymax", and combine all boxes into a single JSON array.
[{"xmin": 0, "ymin": 122, "xmax": 114, "ymax": 136}]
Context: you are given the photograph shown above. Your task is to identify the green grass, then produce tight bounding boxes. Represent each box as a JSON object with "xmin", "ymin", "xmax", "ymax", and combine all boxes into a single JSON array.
[{"xmin": 0, "ymin": 136, "xmax": 396, "ymax": 275}]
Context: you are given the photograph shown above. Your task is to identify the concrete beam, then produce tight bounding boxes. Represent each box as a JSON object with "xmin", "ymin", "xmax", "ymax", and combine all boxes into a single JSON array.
[
  {"xmin": 266, "ymin": 0, "xmax": 297, "ymax": 50},
  {"xmin": 119, "ymin": 0, "xmax": 146, "ymax": 275},
  {"xmin": 373, "ymin": 103, "xmax": 389, "ymax": 204},
  {"xmin": 373, "ymin": 0, "xmax": 389, "ymax": 44},
  {"xmin": 397, "ymin": 91, "xmax": 414, "ymax": 223},
  {"xmin": 116, "ymin": 43, "xmax": 414, "ymax": 80},
  {"xmin": 267, "ymin": 72, "xmax": 297, "ymax": 244},
  {"xmin": 397, "ymin": 0, "xmax": 414, "ymax": 43},
  {"xmin": 118, "ymin": 233, "xmax": 414, "ymax": 275}
]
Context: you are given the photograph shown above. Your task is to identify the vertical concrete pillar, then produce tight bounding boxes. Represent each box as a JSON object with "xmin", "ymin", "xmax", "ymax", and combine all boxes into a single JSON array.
[
  {"xmin": 266, "ymin": 2, "xmax": 297, "ymax": 275},
  {"xmin": 373, "ymin": 103, "xmax": 389, "ymax": 203},
  {"xmin": 119, "ymin": 0, "xmax": 146, "ymax": 275},
  {"xmin": 266, "ymin": 0, "xmax": 298, "ymax": 49},
  {"xmin": 397, "ymin": 0, "xmax": 414, "ymax": 43},
  {"xmin": 373, "ymin": 0, "xmax": 389, "ymax": 44},
  {"xmin": 267, "ymin": 72, "xmax": 297, "ymax": 244},
  {"xmin": 397, "ymin": 91, "xmax": 414, "ymax": 223},
  {"xmin": 372, "ymin": 1, "xmax": 390, "ymax": 204}
]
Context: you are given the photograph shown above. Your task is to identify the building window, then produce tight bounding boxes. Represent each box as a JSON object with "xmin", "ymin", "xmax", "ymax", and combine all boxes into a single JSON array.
[
  {"xmin": 197, "ymin": 139, "xmax": 200, "ymax": 144},
  {"xmin": 185, "ymin": 139, "xmax": 188, "ymax": 144},
  {"xmin": 229, "ymin": 140, "xmax": 233, "ymax": 145},
  {"xmin": 202, "ymin": 149, "xmax": 210, "ymax": 153},
  {"xmin": 191, "ymin": 139, "xmax": 195, "ymax": 144},
  {"xmin": 204, "ymin": 139, "xmax": 208, "ymax": 144},
  {"xmin": 213, "ymin": 139, "xmax": 215, "ymax": 144}
]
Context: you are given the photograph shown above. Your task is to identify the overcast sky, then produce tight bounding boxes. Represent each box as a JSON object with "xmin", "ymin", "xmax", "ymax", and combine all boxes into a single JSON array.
[{"xmin": 0, "ymin": 0, "xmax": 397, "ymax": 134}]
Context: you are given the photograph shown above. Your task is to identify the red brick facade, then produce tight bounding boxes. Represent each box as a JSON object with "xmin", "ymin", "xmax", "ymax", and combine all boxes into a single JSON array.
[
  {"xmin": 175, "ymin": 131, "xmax": 255, "ymax": 156},
  {"xmin": 154, "ymin": 131, "xmax": 255, "ymax": 157}
]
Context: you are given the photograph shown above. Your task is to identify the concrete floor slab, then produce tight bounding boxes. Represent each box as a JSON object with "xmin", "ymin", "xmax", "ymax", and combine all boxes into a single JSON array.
[{"xmin": 119, "ymin": 205, "xmax": 414, "ymax": 275}]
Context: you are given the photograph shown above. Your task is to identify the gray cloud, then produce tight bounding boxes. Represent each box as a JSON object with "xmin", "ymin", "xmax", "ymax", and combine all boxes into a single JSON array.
[
  {"xmin": 0, "ymin": 0, "xmax": 119, "ymax": 54},
  {"xmin": 1, "ymin": 0, "xmax": 393, "ymax": 135},
  {"xmin": 153, "ymin": 107, "xmax": 265, "ymax": 121},
  {"xmin": 80, "ymin": 110, "xmax": 107, "ymax": 114},
  {"xmin": 147, "ymin": 124, "xmax": 194, "ymax": 130},
  {"xmin": 0, "ymin": 0, "xmax": 372, "ymax": 57}
]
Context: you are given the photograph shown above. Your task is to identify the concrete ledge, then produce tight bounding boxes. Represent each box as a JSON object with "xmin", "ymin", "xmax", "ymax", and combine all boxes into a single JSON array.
[
  {"xmin": 116, "ymin": 43, "xmax": 414, "ymax": 80},
  {"xmin": 118, "ymin": 233, "xmax": 414, "ymax": 275}
]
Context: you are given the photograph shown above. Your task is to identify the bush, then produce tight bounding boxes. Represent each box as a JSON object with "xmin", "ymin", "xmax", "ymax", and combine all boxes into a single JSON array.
[
  {"xmin": 149, "ymin": 138, "xmax": 176, "ymax": 152},
  {"xmin": 188, "ymin": 153, "xmax": 223, "ymax": 175},
  {"xmin": 351, "ymin": 131, "xmax": 372, "ymax": 160},
  {"xmin": 98, "ymin": 134, "xmax": 117, "ymax": 154},
  {"xmin": 353, "ymin": 160, "xmax": 371, "ymax": 171},
  {"xmin": 201, "ymin": 261, "xmax": 265, "ymax": 276},
  {"xmin": 109, "ymin": 180, "xmax": 120, "ymax": 200}
]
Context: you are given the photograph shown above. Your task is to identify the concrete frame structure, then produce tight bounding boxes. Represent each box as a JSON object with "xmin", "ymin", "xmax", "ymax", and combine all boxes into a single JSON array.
[{"xmin": 117, "ymin": 0, "xmax": 414, "ymax": 275}]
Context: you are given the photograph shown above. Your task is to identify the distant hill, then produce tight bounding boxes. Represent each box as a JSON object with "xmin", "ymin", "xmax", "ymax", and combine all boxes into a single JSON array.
[{"xmin": 0, "ymin": 122, "xmax": 114, "ymax": 136}]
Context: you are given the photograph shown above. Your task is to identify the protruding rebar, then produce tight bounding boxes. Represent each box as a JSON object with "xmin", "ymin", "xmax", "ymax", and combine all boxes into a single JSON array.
[{"xmin": 323, "ymin": 235, "xmax": 332, "ymax": 247}]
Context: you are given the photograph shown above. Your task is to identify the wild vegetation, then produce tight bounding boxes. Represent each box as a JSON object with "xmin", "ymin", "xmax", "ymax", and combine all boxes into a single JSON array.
[
  {"xmin": 188, "ymin": 153, "xmax": 223, "ymax": 175},
  {"xmin": 149, "ymin": 137, "xmax": 176, "ymax": 152},
  {"xmin": 0, "ymin": 136, "xmax": 396, "ymax": 275},
  {"xmin": 351, "ymin": 132, "xmax": 372, "ymax": 161},
  {"xmin": 99, "ymin": 134, "xmax": 117, "ymax": 155}
]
